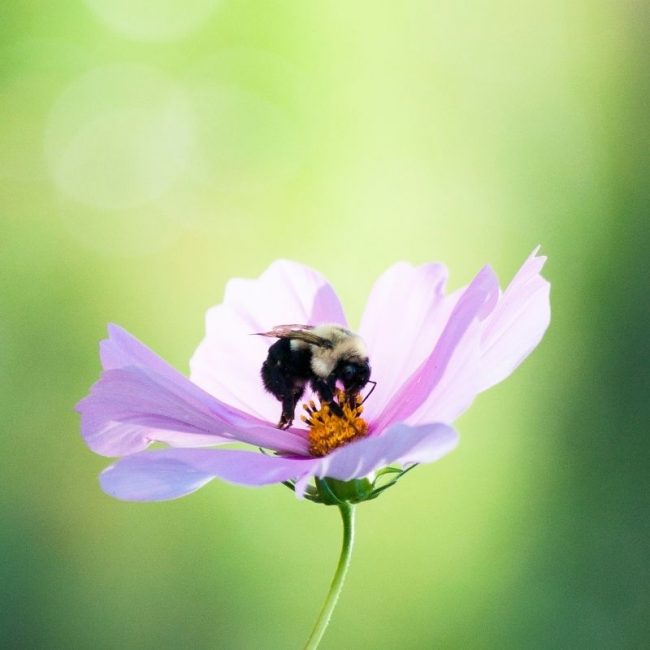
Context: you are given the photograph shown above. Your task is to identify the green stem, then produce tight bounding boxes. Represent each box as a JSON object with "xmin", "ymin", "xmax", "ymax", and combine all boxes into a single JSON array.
[{"xmin": 303, "ymin": 503, "xmax": 356, "ymax": 650}]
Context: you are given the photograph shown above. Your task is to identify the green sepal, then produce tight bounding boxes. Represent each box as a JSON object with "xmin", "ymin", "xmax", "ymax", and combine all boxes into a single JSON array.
[
  {"xmin": 374, "ymin": 466, "xmax": 403, "ymax": 478},
  {"xmin": 285, "ymin": 464, "xmax": 420, "ymax": 505},
  {"xmin": 313, "ymin": 477, "xmax": 374, "ymax": 505}
]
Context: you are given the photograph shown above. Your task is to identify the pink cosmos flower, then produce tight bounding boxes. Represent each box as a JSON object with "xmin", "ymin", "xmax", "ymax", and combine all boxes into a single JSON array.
[{"xmin": 77, "ymin": 248, "xmax": 550, "ymax": 502}]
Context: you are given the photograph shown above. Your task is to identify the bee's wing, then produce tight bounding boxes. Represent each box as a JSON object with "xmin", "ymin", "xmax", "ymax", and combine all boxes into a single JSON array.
[{"xmin": 253, "ymin": 324, "xmax": 332, "ymax": 348}]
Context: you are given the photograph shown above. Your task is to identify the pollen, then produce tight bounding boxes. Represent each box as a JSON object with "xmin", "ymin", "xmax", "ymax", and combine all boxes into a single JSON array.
[{"xmin": 301, "ymin": 389, "xmax": 369, "ymax": 457}]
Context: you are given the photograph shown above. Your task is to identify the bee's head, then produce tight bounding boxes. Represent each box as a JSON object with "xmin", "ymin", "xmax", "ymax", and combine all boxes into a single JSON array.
[{"xmin": 336, "ymin": 358, "xmax": 371, "ymax": 394}]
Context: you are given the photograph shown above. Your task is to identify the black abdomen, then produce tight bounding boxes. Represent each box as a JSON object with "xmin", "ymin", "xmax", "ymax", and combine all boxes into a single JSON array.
[
  {"xmin": 261, "ymin": 338, "xmax": 312, "ymax": 398},
  {"xmin": 261, "ymin": 339, "xmax": 314, "ymax": 428}
]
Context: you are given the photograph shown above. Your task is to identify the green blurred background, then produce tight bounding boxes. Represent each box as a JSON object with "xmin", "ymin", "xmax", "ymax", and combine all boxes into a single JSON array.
[{"xmin": 1, "ymin": 1, "xmax": 648, "ymax": 648}]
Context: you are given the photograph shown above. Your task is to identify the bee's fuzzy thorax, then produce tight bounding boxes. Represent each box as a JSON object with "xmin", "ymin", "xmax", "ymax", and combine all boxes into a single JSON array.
[
  {"xmin": 308, "ymin": 325, "xmax": 367, "ymax": 378},
  {"xmin": 310, "ymin": 338, "xmax": 366, "ymax": 377}
]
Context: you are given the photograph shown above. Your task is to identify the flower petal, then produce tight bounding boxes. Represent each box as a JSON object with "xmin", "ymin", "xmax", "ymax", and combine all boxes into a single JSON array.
[
  {"xmin": 190, "ymin": 261, "xmax": 348, "ymax": 422},
  {"xmin": 100, "ymin": 448, "xmax": 317, "ymax": 501},
  {"xmin": 358, "ymin": 262, "xmax": 459, "ymax": 421},
  {"xmin": 98, "ymin": 422, "xmax": 458, "ymax": 501},
  {"xmin": 295, "ymin": 421, "xmax": 458, "ymax": 496},
  {"xmin": 76, "ymin": 325, "xmax": 310, "ymax": 457},
  {"xmin": 404, "ymin": 248, "xmax": 550, "ymax": 425},
  {"xmin": 371, "ymin": 265, "xmax": 500, "ymax": 431},
  {"xmin": 477, "ymin": 247, "xmax": 551, "ymax": 390}
]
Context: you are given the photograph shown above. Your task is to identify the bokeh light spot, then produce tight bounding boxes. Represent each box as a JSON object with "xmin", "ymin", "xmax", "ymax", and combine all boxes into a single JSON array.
[
  {"xmin": 84, "ymin": 0, "xmax": 221, "ymax": 42},
  {"xmin": 45, "ymin": 64, "xmax": 193, "ymax": 211}
]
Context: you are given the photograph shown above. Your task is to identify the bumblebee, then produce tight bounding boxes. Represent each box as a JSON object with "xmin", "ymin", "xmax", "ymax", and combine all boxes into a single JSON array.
[{"xmin": 257, "ymin": 324, "xmax": 372, "ymax": 429}]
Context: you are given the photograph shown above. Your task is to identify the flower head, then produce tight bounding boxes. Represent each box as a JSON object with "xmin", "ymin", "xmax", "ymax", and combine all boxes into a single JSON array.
[{"xmin": 77, "ymin": 248, "xmax": 550, "ymax": 502}]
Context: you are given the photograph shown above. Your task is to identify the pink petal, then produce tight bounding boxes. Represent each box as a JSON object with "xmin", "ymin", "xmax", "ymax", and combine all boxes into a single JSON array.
[
  {"xmin": 477, "ymin": 247, "xmax": 551, "ymax": 390},
  {"xmin": 76, "ymin": 325, "xmax": 310, "ymax": 457},
  {"xmin": 190, "ymin": 261, "xmax": 348, "ymax": 422},
  {"xmin": 358, "ymin": 262, "xmax": 460, "ymax": 422},
  {"xmin": 100, "ymin": 448, "xmax": 317, "ymax": 501},
  {"xmin": 371, "ymin": 265, "xmax": 500, "ymax": 431},
  {"xmin": 301, "ymin": 421, "xmax": 458, "ymax": 490},
  {"xmin": 99, "ymin": 422, "xmax": 458, "ymax": 501},
  {"xmin": 406, "ymin": 248, "xmax": 550, "ymax": 424}
]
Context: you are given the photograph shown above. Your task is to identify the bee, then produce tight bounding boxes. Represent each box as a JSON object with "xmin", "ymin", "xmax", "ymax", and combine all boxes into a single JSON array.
[{"xmin": 256, "ymin": 324, "xmax": 374, "ymax": 429}]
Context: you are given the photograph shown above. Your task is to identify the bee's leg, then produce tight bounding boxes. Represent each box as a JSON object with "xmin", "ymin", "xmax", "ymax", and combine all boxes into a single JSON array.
[
  {"xmin": 277, "ymin": 383, "xmax": 306, "ymax": 430},
  {"xmin": 277, "ymin": 396, "xmax": 295, "ymax": 430},
  {"xmin": 311, "ymin": 377, "xmax": 344, "ymax": 418}
]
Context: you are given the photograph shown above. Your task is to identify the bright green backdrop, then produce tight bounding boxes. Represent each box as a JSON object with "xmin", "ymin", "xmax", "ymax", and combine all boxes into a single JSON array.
[{"xmin": 1, "ymin": 1, "xmax": 648, "ymax": 648}]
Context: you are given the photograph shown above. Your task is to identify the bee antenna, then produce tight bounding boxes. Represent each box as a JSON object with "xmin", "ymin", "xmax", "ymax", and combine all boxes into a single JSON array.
[{"xmin": 361, "ymin": 380, "xmax": 377, "ymax": 404}]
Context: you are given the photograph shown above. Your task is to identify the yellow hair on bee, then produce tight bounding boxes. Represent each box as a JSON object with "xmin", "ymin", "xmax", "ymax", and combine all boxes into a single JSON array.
[{"xmin": 307, "ymin": 325, "xmax": 367, "ymax": 379}]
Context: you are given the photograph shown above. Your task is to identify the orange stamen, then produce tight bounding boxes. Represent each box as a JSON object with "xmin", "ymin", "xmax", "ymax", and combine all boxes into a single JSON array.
[{"xmin": 303, "ymin": 389, "xmax": 368, "ymax": 457}]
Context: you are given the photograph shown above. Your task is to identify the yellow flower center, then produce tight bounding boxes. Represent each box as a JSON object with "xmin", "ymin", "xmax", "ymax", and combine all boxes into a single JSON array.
[{"xmin": 302, "ymin": 389, "xmax": 369, "ymax": 457}]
